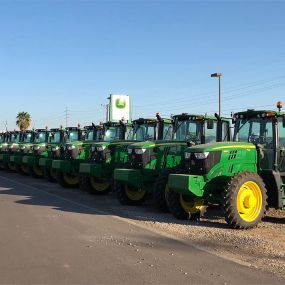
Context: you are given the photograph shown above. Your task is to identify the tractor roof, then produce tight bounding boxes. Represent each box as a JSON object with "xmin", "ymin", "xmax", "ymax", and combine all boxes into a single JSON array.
[
  {"xmin": 234, "ymin": 109, "xmax": 285, "ymax": 119},
  {"xmin": 35, "ymin": 128, "xmax": 49, "ymax": 132},
  {"xmin": 65, "ymin": 127, "xmax": 82, "ymax": 131},
  {"xmin": 104, "ymin": 121, "xmax": 132, "ymax": 127},
  {"xmin": 50, "ymin": 128, "xmax": 64, "ymax": 132},
  {"xmin": 133, "ymin": 118, "xmax": 172, "ymax": 125},
  {"xmin": 22, "ymin": 130, "xmax": 34, "ymax": 133},
  {"xmin": 84, "ymin": 125, "xmax": 101, "ymax": 130},
  {"xmin": 172, "ymin": 113, "xmax": 229, "ymax": 122}
]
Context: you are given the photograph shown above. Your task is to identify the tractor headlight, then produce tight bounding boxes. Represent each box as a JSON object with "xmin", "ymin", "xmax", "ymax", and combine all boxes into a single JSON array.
[
  {"xmin": 134, "ymin": 148, "xmax": 146, "ymax": 155},
  {"xmin": 97, "ymin": 146, "xmax": 106, "ymax": 152},
  {"xmin": 52, "ymin": 146, "xmax": 59, "ymax": 151},
  {"xmin": 34, "ymin": 145, "xmax": 41, "ymax": 150},
  {"xmin": 21, "ymin": 146, "xmax": 26, "ymax": 150},
  {"xmin": 185, "ymin": 152, "xmax": 191, "ymax": 159},
  {"xmin": 127, "ymin": 148, "xmax": 133, "ymax": 154},
  {"xmin": 194, "ymin": 152, "xmax": 209, "ymax": 159},
  {"xmin": 67, "ymin": 145, "xmax": 76, "ymax": 150}
]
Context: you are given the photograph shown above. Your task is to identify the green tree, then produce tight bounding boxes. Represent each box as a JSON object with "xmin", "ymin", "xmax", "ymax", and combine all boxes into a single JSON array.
[{"xmin": 16, "ymin": 112, "xmax": 31, "ymax": 131}]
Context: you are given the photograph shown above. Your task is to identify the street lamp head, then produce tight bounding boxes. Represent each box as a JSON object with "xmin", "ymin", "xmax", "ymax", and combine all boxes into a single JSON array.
[{"xmin": 211, "ymin": 73, "xmax": 223, "ymax": 78}]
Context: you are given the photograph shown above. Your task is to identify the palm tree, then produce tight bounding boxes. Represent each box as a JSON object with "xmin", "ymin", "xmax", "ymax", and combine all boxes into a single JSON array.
[{"xmin": 16, "ymin": 112, "xmax": 31, "ymax": 131}]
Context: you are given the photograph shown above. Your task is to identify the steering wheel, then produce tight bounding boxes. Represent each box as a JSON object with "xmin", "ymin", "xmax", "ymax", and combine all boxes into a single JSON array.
[{"xmin": 249, "ymin": 134, "xmax": 261, "ymax": 144}]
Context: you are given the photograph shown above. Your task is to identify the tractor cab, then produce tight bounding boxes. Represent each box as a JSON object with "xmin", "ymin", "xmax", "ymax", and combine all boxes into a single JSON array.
[
  {"xmin": 7, "ymin": 131, "xmax": 21, "ymax": 153},
  {"xmin": 0, "ymin": 132, "xmax": 9, "ymax": 153},
  {"xmin": 132, "ymin": 116, "xmax": 172, "ymax": 141},
  {"xmin": 62, "ymin": 126, "xmax": 86, "ymax": 160},
  {"xmin": 32, "ymin": 128, "xmax": 50, "ymax": 156},
  {"xmin": 167, "ymin": 102, "xmax": 285, "ymax": 229},
  {"xmin": 19, "ymin": 130, "xmax": 36, "ymax": 154},
  {"xmin": 47, "ymin": 127, "xmax": 67, "ymax": 159},
  {"xmin": 83, "ymin": 124, "xmax": 102, "ymax": 142}
]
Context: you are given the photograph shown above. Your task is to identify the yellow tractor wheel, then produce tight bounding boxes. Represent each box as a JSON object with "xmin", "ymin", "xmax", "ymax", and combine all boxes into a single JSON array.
[{"xmin": 224, "ymin": 171, "xmax": 267, "ymax": 229}]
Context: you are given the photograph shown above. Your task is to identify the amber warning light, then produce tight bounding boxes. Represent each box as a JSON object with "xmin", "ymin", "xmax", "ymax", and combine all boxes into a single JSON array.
[{"xmin": 277, "ymin": 101, "xmax": 283, "ymax": 111}]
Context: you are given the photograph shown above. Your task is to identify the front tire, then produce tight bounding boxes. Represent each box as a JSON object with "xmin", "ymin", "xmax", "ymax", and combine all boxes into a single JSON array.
[
  {"xmin": 114, "ymin": 180, "xmax": 148, "ymax": 206},
  {"xmin": 79, "ymin": 175, "xmax": 111, "ymax": 195},
  {"xmin": 223, "ymin": 171, "xmax": 267, "ymax": 229},
  {"xmin": 167, "ymin": 191, "xmax": 207, "ymax": 220},
  {"xmin": 153, "ymin": 168, "xmax": 178, "ymax": 212},
  {"xmin": 44, "ymin": 166, "xmax": 58, "ymax": 182},
  {"xmin": 29, "ymin": 165, "xmax": 44, "ymax": 178},
  {"xmin": 57, "ymin": 172, "xmax": 79, "ymax": 188}
]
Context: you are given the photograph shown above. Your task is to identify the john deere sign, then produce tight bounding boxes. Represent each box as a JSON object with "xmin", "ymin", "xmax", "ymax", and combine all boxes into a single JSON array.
[
  {"xmin": 109, "ymin": 94, "xmax": 131, "ymax": 122},
  {"xmin": 116, "ymin": 98, "xmax": 126, "ymax": 109}
]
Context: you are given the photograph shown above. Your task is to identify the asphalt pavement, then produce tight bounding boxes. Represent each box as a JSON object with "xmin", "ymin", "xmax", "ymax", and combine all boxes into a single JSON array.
[{"xmin": 0, "ymin": 172, "xmax": 283, "ymax": 284}]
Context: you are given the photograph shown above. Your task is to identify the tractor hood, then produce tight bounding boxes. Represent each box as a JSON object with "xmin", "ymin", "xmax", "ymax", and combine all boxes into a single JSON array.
[
  {"xmin": 128, "ymin": 139, "xmax": 187, "ymax": 150},
  {"xmin": 20, "ymin": 142, "xmax": 34, "ymax": 154},
  {"xmin": 185, "ymin": 142, "xmax": 255, "ymax": 154}
]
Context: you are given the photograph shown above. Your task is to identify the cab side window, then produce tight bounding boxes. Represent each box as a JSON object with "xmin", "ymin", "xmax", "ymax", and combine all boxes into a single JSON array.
[
  {"xmin": 205, "ymin": 121, "xmax": 217, "ymax": 143},
  {"xmin": 222, "ymin": 122, "xmax": 230, "ymax": 141},
  {"xmin": 278, "ymin": 121, "xmax": 285, "ymax": 149}
]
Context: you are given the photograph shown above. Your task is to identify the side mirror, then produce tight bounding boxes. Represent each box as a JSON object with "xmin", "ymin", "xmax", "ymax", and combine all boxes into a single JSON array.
[
  {"xmin": 283, "ymin": 116, "xmax": 285, "ymax": 128},
  {"xmin": 207, "ymin": 120, "xmax": 214, "ymax": 129}
]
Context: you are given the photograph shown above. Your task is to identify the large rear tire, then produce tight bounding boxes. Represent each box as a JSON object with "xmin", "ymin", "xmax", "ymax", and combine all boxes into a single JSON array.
[
  {"xmin": 223, "ymin": 171, "xmax": 267, "ymax": 229},
  {"xmin": 79, "ymin": 175, "xmax": 111, "ymax": 195},
  {"xmin": 114, "ymin": 180, "xmax": 147, "ymax": 206}
]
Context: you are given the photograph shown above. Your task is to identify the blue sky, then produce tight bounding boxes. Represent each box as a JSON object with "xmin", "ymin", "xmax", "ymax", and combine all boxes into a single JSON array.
[{"xmin": 0, "ymin": 0, "xmax": 285, "ymax": 130}]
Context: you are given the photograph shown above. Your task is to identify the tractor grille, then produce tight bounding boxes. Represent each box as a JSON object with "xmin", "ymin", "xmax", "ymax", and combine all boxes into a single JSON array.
[
  {"xmin": 129, "ymin": 149, "xmax": 156, "ymax": 169},
  {"xmin": 187, "ymin": 151, "xmax": 221, "ymax": 175}
]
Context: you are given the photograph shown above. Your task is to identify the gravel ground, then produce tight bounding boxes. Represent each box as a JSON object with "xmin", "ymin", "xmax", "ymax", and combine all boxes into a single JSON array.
[{"xmin": 137, "ymin": 207, "xmax": 285, "ymax": 279}]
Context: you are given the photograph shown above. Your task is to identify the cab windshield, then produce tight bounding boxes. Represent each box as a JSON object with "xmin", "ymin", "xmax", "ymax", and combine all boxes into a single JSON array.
[
  {"xmin": 49, "ymin": 131, "xmax": 61, "ymax": 143},
  {"xmin": 133, "ymin": 124, "xmax": 156, "ymax": 141},
  {"xmin": 34, "ymin": 132, "xmax": 47, "ymax": 143},
  {"xmin": 0, "ymin": 135, "xmax": 4, "ymax": 143},
  {"xmin": 84, "ymin": 130, "xmax": 96, "ymax": 141},
  {"xmin": 173, "ymin": 120, "xmax": 203, "ymax": 143},
  {"xmin": 104, "ymin": 126, "xmax": 121, "ymax": 141},
  {"xmin": 23, "ymin": 133, "xmax": 33, "ymax": 143},
  {"xmin": 234, "ymin": 118, "xmax": 273, "ymax": 147},
  {"xmin": 67, "ymin": 130, "xmax": 79, "ymax": 142},
  {"xmin": 12, "ymin": 134, "xmax": 20, "ymax": 143}
]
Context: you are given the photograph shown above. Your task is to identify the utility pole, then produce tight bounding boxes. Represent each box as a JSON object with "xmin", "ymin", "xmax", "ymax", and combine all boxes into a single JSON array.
[
  {"xmin": 4, "ymin": 120, "xmax": 7, "ymax": 131},
  {"xmin": 101, "ymin": 104, "xmax": 109, "ymax": 122},
  {"xmin": 64, "ymin": 107, "xmax": 69, "ymax": 127}
]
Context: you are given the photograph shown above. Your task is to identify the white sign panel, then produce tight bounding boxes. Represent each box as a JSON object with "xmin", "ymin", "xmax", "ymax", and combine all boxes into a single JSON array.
[{"xmin": 109, "ymin": 94, "xmax": 131, "ymax": 122}]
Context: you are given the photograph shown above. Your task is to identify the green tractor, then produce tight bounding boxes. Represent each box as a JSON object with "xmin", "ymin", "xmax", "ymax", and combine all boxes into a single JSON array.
[
  {"xmin": 0, "ymin": 132, "xmax": 9, "ymax": 169},
  {"xmin": 114, "ymin": 113, "xmax": 231, "ymax": 208},
  {"xmin": 0, "ymin": 131, "xmax": 22, "ymax": 171},
  {"xmin": 51, "ymin": 124, "xmax": 101, "ymax": 188},
  {"xmin": 21, "ymin": 128, "xmax": 51, "ymax": 178},
  {"xmin": 12, "ymin": 130, "xmax": 36, "ymax": 175},
  {"xmin": 39, "ymin": 127, "xmax": 67, "ymax": 182},
  {"xmin": 167, "ymin": 104, "xmax": 285, "ymax": 229},
  {"xmin": 79, "ymin": 115, "xmax": 172, "ymax": 195}
]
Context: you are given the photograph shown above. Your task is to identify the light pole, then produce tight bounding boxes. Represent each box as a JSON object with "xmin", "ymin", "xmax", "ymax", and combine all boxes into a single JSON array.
[{"xmin": 211, "ymin": 73, "xmax": 223, "ymax": 116}]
